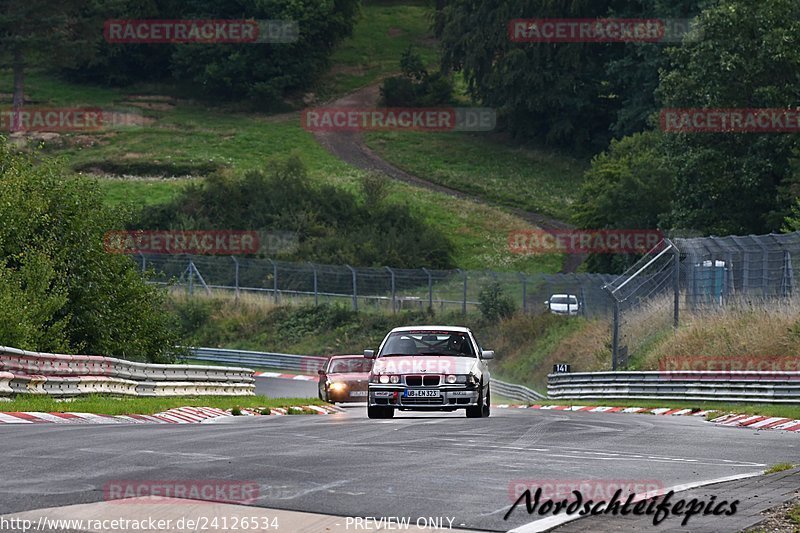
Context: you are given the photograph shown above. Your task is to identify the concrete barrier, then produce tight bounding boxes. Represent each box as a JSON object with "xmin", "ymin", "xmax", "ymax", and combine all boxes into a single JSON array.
[{"xmin": 0, "ymin": 346, "xmax": 255, "ymax": 397}]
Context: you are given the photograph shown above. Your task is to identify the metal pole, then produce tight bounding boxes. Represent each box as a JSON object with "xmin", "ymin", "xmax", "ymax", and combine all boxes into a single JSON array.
[
  {"xmin": 310, "ymin": 262, "xmax": 318, "ymax": 306},
  {"xmin": 188, "ymin": 260, "xmax": 194, "ymax": 296},
  {"xmin": 462, "ymin": 271, "xmax": 468, "ymax": 316},
  {"xmin": 232, "ymin": 256, "xmax": 240, "ymax": 301},
  {"xmin": 139, "ymin": 252, "xmax": 146, "ymax": 273},
  {"xmin": 347, "ymin": 265, "xmax": 358, "ymax": 311},
  {"xmin": 520, "ymin": 273, "xmax": 527, "ymax": 314},
  {"xmin": 672, "ymin": 242, "xmax": 680, "ymax": 330},
  {"xmin": 422, "ymin": 268, "xmax": 433, "ymax": 310},
  {"xmin": 611, "ymin": 299, "xmax": 619, "ymax": 371},
  {"xmin": 268, "ymin": 259, "xmax": 278, "ymax": 303},
  {"xmin": 385, "ymin": 267, "xmax": 396, "ymax": 313}
]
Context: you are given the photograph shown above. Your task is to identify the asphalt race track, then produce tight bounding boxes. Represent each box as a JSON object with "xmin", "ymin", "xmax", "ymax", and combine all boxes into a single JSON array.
[{"xmin": 0, "ymin": 383, "xmax": 798, "ymax": 532}]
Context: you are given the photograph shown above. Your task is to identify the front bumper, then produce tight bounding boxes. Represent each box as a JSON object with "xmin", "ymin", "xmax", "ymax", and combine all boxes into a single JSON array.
[{"xmin": 368, "ymin": 384, "xmax": 479, "ymax": 409}]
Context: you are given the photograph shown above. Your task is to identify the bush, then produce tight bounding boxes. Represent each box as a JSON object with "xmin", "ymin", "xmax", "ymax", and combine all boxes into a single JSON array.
[
  {"xmin": 381, "ymin": 47, "xmax": 453, "ymax": 107},
  {"xmin": 0, "ymin": 140, "xmax": 181, "ymax": 361},
  {"xmin": 135, "ymin": 156, "xmax": 455, "ymax": 269},
  {"xmin": 478, "ymin": 281, "xmax": 515, "ymax": 322}
]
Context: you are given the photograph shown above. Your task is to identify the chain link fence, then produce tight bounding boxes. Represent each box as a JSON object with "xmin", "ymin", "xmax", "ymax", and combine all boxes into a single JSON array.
[
  {"xmin": 136, "ymin": 253, "xmax": 617, "ymax": 317},
  {"xmin": 605, "ymin": 232, "xmax": 800, "ymax": 368}
]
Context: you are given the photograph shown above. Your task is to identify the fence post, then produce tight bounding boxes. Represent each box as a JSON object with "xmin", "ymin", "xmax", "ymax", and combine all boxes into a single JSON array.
[
  {"xmin": 385, "ymin": 266, "xmax": 396, "ymax": 313},
  {"xmin": 267, "ymin": 259, "xmax": 278, "ymax": 303},
  {"xmin": 422, "ymin": 267, "xmax": 433, "ymax": 310},
  {"xmin": 672, "ymin": 241, "xmax": 680, "ymax": 330},
  {"xmin": 231, "ymin": 256, "xmax": 240, "ymax": 301},
  {"xmin": 611, "ymin": 299, "xmax": 620, "ymax": 370},
  {"xmin": 139, "ymin": 252, "xmax": 146, "ymax": 273},
  {"xmin": 347, "ymin": 265, "xmax": 358, "ymax": 311},
  {"xmin": 309, "ymin": 262, "xmax": 318, "ymax": 306},
  {"xmin": 462, "ymin": 270, "xmax": 468, "ymax": 316},
  {"xmin": 188, "ymin": 260, "xmax": 194, "ymax": 296},
  {"xmin": 520, "ymin": 273, "xmax": 527, "ymax": 313}
]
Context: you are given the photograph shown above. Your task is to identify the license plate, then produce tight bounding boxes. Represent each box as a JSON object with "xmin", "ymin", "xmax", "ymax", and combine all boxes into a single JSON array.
[
  {"xmin": 404, "ymin": 389, "xmax": 440, "ymax": 398},
  {"xmin": 350, "ymin": 390, "xmax": 368, "ymax": 397}
]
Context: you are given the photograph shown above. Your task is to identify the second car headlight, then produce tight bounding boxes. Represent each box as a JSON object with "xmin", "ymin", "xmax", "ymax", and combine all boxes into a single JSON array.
[
  {"xmin": 390, "ymin": 375, "xmax": 400, "ymax": 384},
  {"xmin": 446, "ymin": 375, "xmax": 468, "ymax": 384},
  {"xmin": 379, "ymin": 375, "xmax": 390, "ymax": 384},
  {"xmin": 330, "ymin": 382, "xmax": 347, "ymax": 392}
]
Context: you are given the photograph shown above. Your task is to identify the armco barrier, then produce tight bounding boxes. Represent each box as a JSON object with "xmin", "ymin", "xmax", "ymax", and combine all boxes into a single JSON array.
[
  {"xmin": 0, "ymin": 346, "xmax": 255, "ymax": 397},
  {"xmin": 189, "ymin": 347, "xmax": 328, "ymax": 372},
  {"xmin": 548, "ymin": 371, "xmax": 800, "ymax": 403},
  {"xmin": 491, "ymin": 378, "xmax": 547, "ymax": 402}
]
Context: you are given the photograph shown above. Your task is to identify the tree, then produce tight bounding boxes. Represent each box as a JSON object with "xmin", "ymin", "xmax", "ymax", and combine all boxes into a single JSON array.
[
  {"xmin": 574, "ymin": 131, "xmax": 673, "ymax": 272},
  {"xmin": 440, "ymin": 0, "xmax": 620, "ymax": 150},
  {"xmin": 0, "ymin": 139, "xmax": 181, "ymax": 361},
  {"xmin": 657, "ymin": 0, "xmax": 800, "ymax": 235},
  {"xmin": 0, "ymin": 0, "xmax": 115, "ymax": 130}
]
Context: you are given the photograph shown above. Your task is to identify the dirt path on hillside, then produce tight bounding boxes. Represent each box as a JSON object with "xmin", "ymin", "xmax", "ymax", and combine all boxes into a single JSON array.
[{"xmin": 311, "ymin": 84, "xmax": 584, "ymax": 274}]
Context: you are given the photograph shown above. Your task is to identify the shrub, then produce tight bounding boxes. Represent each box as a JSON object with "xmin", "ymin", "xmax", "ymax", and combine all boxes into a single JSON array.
[{"xmin": 478, "ymin": 281, "xmax": 516, "ymax": 322}]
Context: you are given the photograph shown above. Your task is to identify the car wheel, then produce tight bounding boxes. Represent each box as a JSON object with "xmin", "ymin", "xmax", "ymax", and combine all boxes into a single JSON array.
[{"xmin": 466, "ymin": 383, "xmax": 490, "ymax": 418}]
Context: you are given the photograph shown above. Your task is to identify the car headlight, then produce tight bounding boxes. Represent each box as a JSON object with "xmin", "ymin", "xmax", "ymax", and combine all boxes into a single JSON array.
[
  {"xmin": 446, "ymin": 375, "xmax": 457, "ymax": 384},
  {"xmin": 390, "ymin": 375, "xmax": 400, "ymax": 384},
  {"xmin": 329, "ymin": 382, "xmax": 347, "ymax": 392},
  {"xmin": 379, "ymin": 375, "xmax": 390, "ymax": 384},
  {"xmin": 446, "ymin": 375, "xmax": 468, "ymax": 384}
]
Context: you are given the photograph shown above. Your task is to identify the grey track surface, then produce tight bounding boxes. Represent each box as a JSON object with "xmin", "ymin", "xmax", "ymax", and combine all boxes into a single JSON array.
[
  {"xmin": 255, "ymin": 376, "xmax": 317, "ymax": 398},
  {"xmin": 0, "ymin": 407, "xmax": 797, "ymax": 532}
]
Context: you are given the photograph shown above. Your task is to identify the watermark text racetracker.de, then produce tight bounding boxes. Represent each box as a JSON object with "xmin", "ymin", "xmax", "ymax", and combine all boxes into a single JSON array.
[
  {"xmin": 1, "ymin": 108, "xmax": 143, "ymax": 132},
  {"xmin": 0, "ymin": 515, "xmax": 279, "ymax": 532},
  {"xmin": 509, "ymin": 229, "xmax": 663, "ymax": 255},
  {"xmin": 661, "ymin": 108, "xmax": 800, "ymax": 133},
  {"xmin": 104, "ymin": 19, "xmax": 299, "ymax": 44},
  {"xmin": 508, "ymin": 18, "xmax": 697, "ymax": 43},
  {"xmin": 301, "ymin": 107, "xmax": 496, "ymax": 132},
  {"xmin": 104, "ymin": 230, "xmax": 261, "ymax": 256},
  {"xmin": 505, "ymin": 479, "xmax": 738, "ymax": 527},
  {"xmin": 659, "ymin": 355, "xmax": 800, "ymax": 380}
]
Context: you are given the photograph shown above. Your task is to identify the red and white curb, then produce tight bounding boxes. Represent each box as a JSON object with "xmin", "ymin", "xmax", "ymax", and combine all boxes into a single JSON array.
[
  {"xmin": 494, "ymin": 404, "xmax": 800, "ymax": 434},
  {"xmin": 253, "ymin": 371, "xmax": 317, "ymax": 381},
  {"xmin": 0, "ymin": 404, "xmax": 342, "ymax": 424}
]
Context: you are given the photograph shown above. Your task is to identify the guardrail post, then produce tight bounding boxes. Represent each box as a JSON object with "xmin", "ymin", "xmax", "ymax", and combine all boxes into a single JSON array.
[
  {"xmin": 231, "ymin": 256, "xmax": 240, "ymax": 301},
  {"xmin": 386, "ymin": 266, "xmax": 396, "ymax": 313},
  {"xmin": 347, "ymin": 265, "xmax": 358, "ymax": 311},
  {"xmin": 422, "ymin": 268, "xmax": 433, "ymax": 310}
]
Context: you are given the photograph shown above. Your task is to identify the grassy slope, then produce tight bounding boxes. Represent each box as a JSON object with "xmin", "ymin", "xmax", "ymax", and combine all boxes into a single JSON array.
[
  {"xmin": 363, "ymin": 131, "xmax": 589, "ymax": 221},
  {"xmin": 0, "ymin": 69, "xmax": 560, "ymax": 273}
]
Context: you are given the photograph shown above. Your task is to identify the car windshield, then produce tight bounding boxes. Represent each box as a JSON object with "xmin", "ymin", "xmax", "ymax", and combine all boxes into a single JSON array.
[
  {"xmin": 379, "ymin": 331, "xmax": 474, "ymax": 357},
  {"xmin": 328, "ymin": 358, "xmax": 373, "ymax": 373},
  {"xmin": 551, "ymin": 296, "xmax": 577, "ymax": 304}
]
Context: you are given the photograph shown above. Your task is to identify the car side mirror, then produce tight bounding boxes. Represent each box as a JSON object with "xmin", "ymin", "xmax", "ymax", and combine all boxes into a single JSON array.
[
  {"xmin": 481, "ymin": 350, "xmax": 495, "ymax": 360},
  {"xmin": 317, "ymin": 369, "xmax": 325, "ymax": 375},
  {"xmin": 544, "ymin": 301, "xmax": 549, "ymax": 305},
  {"xmin": 364, "ymin": 349, "xmax": 376, "ymax": 359}
]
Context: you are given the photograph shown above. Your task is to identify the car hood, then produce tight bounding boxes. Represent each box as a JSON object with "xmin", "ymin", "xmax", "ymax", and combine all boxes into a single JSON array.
[
  {"xmin": 372, "ymin": 355, "xmax": 478, "ymax": 376},
  {"xmin": 326, "ymin": 372, "xmax": 370, "ymax": 382}
]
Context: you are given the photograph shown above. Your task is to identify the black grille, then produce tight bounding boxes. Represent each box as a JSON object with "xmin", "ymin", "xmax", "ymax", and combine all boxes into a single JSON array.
[
  {"xmin": 405, "ymin": 375, "xmax": 440, "ymax": 386},
  {"xmin": 423, "ymin": 376, "xmax": 440, "ymax": 386},
  {"xmin": 401, "ymin": 396, "xmax": 444, "ymax": 405},
  {"xmin": 406, "ymin": 376, "xmax": 422, "ymax": 386}
]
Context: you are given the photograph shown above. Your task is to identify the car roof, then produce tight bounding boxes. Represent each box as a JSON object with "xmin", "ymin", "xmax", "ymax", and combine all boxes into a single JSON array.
[{"xmin": 389, "ymin": 325, "xmax": 471, "ymax": 333}]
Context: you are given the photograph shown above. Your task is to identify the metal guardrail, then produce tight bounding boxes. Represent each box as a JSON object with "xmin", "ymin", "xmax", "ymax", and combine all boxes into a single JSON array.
[
  {"xmin": 0, "ymin": 346, "xmax": 255, "ymax": 397},
  {"xmin": 189, "ymin": 347, "xmax": 327, "ymax": 372},
  {"xmin": 548, "ymin": 371, "xmax": 800, "ymax": 403},
  {"xmin": 491, "ymin": 378, "xmax": 547, "ymax": 402}
]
